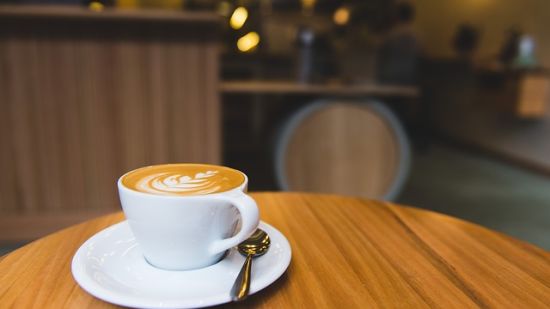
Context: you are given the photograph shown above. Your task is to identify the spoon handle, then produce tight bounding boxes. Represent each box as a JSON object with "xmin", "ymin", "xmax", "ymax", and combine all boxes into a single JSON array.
[{"xmin": 230, "ymin": 254, "xmax": 253, "ymax": 301}]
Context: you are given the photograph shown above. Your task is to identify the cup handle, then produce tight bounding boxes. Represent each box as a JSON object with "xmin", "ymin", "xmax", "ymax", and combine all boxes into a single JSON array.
[{"xmin": 209, "ymin": 192, "xmax": 260, "ymax": 255}]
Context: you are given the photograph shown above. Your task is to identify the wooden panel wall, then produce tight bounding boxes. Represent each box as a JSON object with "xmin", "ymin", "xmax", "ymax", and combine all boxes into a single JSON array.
[{"xmin": 0, "ymin": 9, "xmax": 220, "ymax": 241}]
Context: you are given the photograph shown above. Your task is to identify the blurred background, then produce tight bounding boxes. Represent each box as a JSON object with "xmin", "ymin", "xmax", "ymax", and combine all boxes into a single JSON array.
[{"xmin": 1, "ymin": 0, "xmax": 549, "ymax": 254}]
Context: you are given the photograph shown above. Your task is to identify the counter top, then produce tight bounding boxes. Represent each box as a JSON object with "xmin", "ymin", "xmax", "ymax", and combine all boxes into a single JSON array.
[{"xmin": 0, "ymin": 5, "xmax": 219, "ymax": 23}]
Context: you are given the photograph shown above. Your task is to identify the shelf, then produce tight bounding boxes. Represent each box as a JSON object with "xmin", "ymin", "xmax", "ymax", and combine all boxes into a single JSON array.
[{"xmin": 220, "ymin": 80, "xmax": 420, "ymax": 98}]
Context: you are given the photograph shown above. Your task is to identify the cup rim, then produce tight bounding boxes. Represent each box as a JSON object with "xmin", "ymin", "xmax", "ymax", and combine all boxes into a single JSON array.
[{"xmin": 117, "ymin": 163, "xmax": 248, "ymax": 199}]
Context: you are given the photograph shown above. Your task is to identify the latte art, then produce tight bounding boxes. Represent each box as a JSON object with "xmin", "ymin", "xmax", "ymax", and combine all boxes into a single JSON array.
[
  {"xmin": 138, "ymin": 171, "xmax": 224, "ymax": 195},
  {"xmin": 122, "ymin": 164, "xmax": 245, "ymax": 196}
]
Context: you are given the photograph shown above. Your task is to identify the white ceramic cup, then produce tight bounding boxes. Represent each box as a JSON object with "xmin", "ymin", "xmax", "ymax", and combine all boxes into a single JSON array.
[{"xmin": 117, "ymin": 165, "xmax": 259, "ymax": 271}]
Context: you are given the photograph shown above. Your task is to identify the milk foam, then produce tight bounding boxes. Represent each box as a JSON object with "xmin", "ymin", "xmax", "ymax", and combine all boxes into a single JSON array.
[{"xmin": 136, "ymin": 170, "xmax": 223, "ymax": 195}]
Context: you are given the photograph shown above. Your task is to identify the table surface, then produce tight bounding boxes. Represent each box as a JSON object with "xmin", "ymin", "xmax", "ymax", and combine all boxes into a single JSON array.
[{"xmin": 1, "ymin": 193, "xmax": 549, "ymax": 308}]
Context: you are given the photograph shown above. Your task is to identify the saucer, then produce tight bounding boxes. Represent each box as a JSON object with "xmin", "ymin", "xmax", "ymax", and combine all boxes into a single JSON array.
[{"xmin": 71, "ymin": 221, "xmax": 291, "ymax": 308}]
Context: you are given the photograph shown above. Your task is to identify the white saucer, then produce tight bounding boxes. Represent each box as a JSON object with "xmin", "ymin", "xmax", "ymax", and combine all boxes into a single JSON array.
[{"xmin": 71, "ymin": 221, "xmax": 291, "ymax": 308}]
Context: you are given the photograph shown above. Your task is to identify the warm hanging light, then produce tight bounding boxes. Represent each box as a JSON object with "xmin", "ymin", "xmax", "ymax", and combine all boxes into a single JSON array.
[
  {"xmin": 301, "ymin": 0, "xmax": 316, "ymax": 15},
  {"xmin": 301, "ymin": 0, "xmax": 317, "ymax": 10},
  {"xmin": 88, "ymin": 1, "xmax": 104, "ymax": 12},
  {"xmin": 333, "ymin": 6, "xmax": 350, "ymax": 26},
  {"xmin": 237, "ymin": 32, "xmax": 260, "ymax": 52},
  {"xmin": 230, "ymin": 6, "xmax": 248, "ymax": 30}
]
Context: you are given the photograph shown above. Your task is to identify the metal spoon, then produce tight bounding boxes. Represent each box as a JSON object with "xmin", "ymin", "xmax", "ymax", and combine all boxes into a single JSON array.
[{"xmin": 230, "ymin": 229, "xmax": 271, "ymax": 301}]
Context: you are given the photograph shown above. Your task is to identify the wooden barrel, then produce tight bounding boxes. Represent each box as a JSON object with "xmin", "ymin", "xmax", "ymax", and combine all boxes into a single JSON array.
[{"xmin": 274, "ymin": 100, "xmax": 410, "ymax": 200}]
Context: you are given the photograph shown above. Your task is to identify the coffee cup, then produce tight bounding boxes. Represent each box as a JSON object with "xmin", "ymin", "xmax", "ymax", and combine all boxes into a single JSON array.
[{"xmin": 117, "ymin": 163, "xmax": 260, "ymax": 271}]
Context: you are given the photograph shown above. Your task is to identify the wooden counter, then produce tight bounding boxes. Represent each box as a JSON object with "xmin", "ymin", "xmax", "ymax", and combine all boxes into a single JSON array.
[{"xmin": 0, "ymin": 5, "xmax": 221, "ymax": 241}]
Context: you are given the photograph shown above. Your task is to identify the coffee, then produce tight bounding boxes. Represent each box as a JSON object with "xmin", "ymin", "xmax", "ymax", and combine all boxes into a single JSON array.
[{"xmin": 121, "ymin": 163, "xmax": 245, "ymax": 196}]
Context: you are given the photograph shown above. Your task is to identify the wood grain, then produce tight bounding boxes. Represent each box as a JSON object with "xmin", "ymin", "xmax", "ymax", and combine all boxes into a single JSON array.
[
  {"xmin": 284, "ymin": 104, "xmax": 400, "ymax": 198},
  {"xmin": 1, "ymin": 193, "xmax": 549, "ymax": 308},
  {"xmin": 0, "ymin": 9, "xmax": 220, "ymax": 241}
]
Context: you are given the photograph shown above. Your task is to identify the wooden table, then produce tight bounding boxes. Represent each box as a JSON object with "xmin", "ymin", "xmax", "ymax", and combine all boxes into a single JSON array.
[{"xmin": 1, "ymin": 193, "xmax": 549, "ymax": 308}]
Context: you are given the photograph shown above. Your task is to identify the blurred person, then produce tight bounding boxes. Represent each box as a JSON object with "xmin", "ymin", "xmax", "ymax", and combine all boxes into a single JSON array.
[{"xmin": 376, "ymin": 1, "xmax": 420, "ymax": 85}]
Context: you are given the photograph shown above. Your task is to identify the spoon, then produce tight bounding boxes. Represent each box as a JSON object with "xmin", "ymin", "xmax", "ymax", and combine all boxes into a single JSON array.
[{"xmin": 230, "ymin": 228, "xmax": 271, "ymax": 301}]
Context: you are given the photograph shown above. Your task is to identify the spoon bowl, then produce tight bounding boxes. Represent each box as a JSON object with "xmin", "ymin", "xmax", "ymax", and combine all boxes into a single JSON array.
[{"xmin": 238, "ymin": 229, "xmax": 271, "ymax": 256}]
